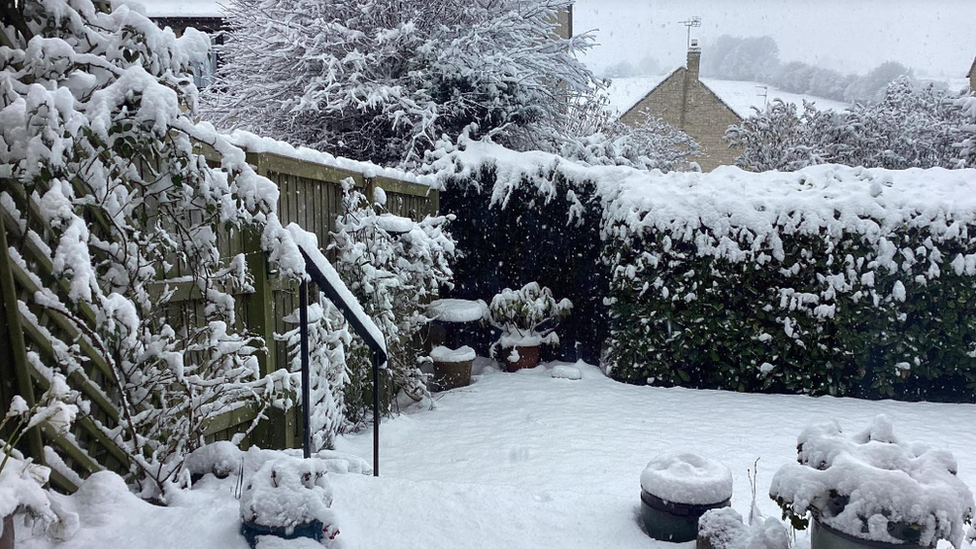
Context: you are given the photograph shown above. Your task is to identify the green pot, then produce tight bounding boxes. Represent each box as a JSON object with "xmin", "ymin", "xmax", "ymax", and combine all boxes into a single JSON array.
[
  {"xmin": 812, "ymin": 518, "xmax": 925, "ymax": 549},
  {"xmin": 640, "ymin": 490, "xmax": 730, "ymax": 543}
]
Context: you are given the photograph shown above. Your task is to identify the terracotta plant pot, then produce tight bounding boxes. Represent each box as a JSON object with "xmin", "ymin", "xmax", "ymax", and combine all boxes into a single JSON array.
[
  {"xmin": 433, "ymin": 359, "xmax": 473, "ymax": 390},
  {"xmin": 811, "ymin": 518, "xmax": 923, "ymax": 549},
  {"xmin": 503, "ymin": 345, "xmax": 540, "ymax": 372},
  {"xmin": 0, "ymin": 514, "xmax": 13, "ymax": 549}
]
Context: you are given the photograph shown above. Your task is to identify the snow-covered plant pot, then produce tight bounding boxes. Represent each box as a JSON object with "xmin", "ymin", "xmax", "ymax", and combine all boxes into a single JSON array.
[
  {"xmin": 769, "ymin": 416, "xmax": 974, "ymax": 549},
  {"xmin": 429, "ymin": 345, "xmax": 476, "ymax": 391},
  {"xmin": 427, "ymin": 299, "xmax": 489, "ymax": 353},
  {"xmin": 239, "ymin": 457, "xmax": 340, "ymax": 549},
  {"xmin": 487, "ymin": 283, "xmax": 572, "ymax": 371},
  {"xmin": 640, "ymin": 453, "xmax": 733, "ymax": 542}
]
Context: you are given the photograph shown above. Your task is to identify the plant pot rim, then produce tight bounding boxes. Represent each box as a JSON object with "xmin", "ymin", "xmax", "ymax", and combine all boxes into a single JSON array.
[
  {"xmin": 812, "ymin": 516, "xmax": 926, "ymax": 549},
  {"xmin": 640, "ymin": 490, "xmax": 730, "ymax": 517}
]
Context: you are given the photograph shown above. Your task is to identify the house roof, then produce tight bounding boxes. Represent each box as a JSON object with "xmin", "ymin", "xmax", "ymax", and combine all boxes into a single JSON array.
[
  {"xmin": 607, "ymin": 73, "xmax": 850, "ymax": 120},
  {"xmin": 968, "ymin": 55, "xmax": 976, "ymax": 78}
]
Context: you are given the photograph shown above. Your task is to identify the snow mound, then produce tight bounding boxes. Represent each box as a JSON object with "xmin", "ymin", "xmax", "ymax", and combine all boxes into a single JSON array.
[
  {"xmin": 430, "ymin": 345, "xmax": 476, "ymax": 363},
  {"xmin": 427, "ymin": 299, "xmax": 488, "ymax": 323},
  {"xmin": 551, "ymin": 365, "xmax": 582, "ymax": 380},
  {"xmin": 699, "ymin": 508, "xmax": 789, "ymax": 549},
  {"xmin": 374, "ymin": 214, "xmax": 413, "ymax": 235},
  {"xmin": 640, "ymin": 453, "xmax": 733, "ymax": 505},
  {"xmin": 239, "ymin": 457, "xmax": 339, "ymax": 537},
  {"xmin": 185, "ymin": 442, "xmax": 373, "ymax": 480},
  {"xmin": 769, "ymin": 415, "xmax": 974, "ymax": 547}
]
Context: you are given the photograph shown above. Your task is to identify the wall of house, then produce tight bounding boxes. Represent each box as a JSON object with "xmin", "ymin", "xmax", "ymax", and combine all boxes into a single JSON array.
[{"xmin": 619, "ymin": 70, "xmax": 744, "ymax": 172}]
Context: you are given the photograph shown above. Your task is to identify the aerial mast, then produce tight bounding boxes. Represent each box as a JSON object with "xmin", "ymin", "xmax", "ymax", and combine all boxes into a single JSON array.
[{"xmin": 678, "ymin": 16, "xmax": 702, "ymax": 49}]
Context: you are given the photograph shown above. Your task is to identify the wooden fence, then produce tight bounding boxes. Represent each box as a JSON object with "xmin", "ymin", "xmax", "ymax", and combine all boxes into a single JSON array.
[{"xmin": 0, "ymin": 146, "xmax": 437, "ymax": 491}]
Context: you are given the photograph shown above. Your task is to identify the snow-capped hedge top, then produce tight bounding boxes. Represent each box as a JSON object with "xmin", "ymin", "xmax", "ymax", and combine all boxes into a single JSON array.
[
  {"xmin": 769, "ymin": 415, "xmax": 974, "ymax": 548},
  {"xmin": 429, "ymin": 138, "xmax": 976, "ymax": 266},
  {"xmin": 640, "ymin": 453, "xmax": 733, "ymax": 506}
]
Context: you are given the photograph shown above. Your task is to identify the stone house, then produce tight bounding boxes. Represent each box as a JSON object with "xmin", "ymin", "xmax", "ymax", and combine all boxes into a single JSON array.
[
  {"xmin": 618, "ymin": 41, "xmax": 743, "ymax": 172},
  {"xmin": 968, "ymin": 54, "xmax": 976, "ymax": 92}
]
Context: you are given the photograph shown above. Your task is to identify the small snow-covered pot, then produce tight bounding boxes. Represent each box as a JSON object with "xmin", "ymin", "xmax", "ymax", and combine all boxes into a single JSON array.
[
  {"xmin": 427, "ymin": 299, "xmax": 490, "ymax": 354},
  {"xmin": 430, "ymin": 345, "xmax": 476, "ymax": 390},
  {"xmin": 639, "ymin": 453, "xmax": 733, "ymax": 543},
  {"xmin": 239, "ymin": 457, "xmax": 339, "ymax": 549}
]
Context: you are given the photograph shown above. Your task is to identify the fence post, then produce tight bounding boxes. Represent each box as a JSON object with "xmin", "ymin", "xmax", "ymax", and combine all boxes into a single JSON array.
[{"xmin": 0, "ymin": 214, "xmax": 44, "ymax": 462}]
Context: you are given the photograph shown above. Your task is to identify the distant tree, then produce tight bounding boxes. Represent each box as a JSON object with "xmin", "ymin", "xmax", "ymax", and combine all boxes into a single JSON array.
[
  {"xmin": 603, "ymin": 60, "xmax": 636, "ymax": 79},
  {"xmin": 727, "ymin": 78, "xmax": 967, "ymax": 171},
  {"xmin": 636, "ymin": 56, "xmax": 662, "ymax": 76},
  {"xmin": 559, "ymin": 98, "xmax": 699, "ymax": 172},
  {"xmin": 725, "ymin": 100, "xmax": 838, "ymax": 171},
  {"xmin": 702, "ymin": 35, "xmax": 780, "ymax": 82},
  {"xmin": 843, "ymin": 62, "xmax": 914, "ymax": 103},
  {"xmin": 953, "ymin": 94, "xmax": 976, "ymax": 168},
  {"xmin": 703, "ymin": 35, "xmax": 913, "ymax": 105},
  {"xmin": 204, "ymin": 0, "xmax": 598, "ymax": 167}
]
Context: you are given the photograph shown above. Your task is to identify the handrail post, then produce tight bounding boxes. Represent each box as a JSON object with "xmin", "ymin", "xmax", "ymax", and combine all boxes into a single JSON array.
[
  {"xmin": 299, "ymin": 279, "xmax": 311, "ymax": 459},
  {"xmin": 373, "ymin": 352, "xmax": 380, "ymax": 477}
]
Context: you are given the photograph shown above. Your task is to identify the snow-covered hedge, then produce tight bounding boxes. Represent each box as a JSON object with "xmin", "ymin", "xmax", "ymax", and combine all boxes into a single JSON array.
[
  {"xmin": 430, "ymin": 138, "xmax": 976, "ymax": 401},
  {"xmin": 604, "ymin": 164, "xmax": 976, "ymax": 400}
]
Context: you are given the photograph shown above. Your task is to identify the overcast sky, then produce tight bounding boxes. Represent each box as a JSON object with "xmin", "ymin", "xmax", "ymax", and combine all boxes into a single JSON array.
[{"xmin": 574, "ymin": 0, "xmax": 976, "ymax": 79}]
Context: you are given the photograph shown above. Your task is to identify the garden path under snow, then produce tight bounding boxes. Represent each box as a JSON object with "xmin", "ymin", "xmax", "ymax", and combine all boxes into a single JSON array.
[{"xmin": 20, "ymin": 361, "xmax": 976, "ymax": 549}]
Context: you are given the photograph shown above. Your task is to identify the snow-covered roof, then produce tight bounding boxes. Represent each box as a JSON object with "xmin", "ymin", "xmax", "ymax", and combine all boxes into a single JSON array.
[
  {"xmin": 138, "ymin": 0, "xmax": 225, "ymax": 18},
  {"xmin": 605, "ymin": 74, "xmax": 851, "ymax": 119}
]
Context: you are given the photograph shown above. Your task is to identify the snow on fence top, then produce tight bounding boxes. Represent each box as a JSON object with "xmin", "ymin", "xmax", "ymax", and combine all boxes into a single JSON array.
[
  {"xmin": 430, "ymin": 138, "xmax": 976, "ymax": 265},
  {"xmin": 225, "ymin": 130, "xmax": 437, "ymax": 187}
]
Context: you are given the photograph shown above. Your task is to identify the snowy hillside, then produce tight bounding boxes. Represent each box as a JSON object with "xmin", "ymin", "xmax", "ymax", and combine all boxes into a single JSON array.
[{"xmin": 605, "ymin": 75, "xmax": 851, "ymax": 118}]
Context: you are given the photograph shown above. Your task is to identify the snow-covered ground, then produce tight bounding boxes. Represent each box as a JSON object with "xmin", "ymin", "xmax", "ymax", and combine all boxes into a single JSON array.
[
  {"xmin": 604, "ymin": 75, "xmax": 851, "ymax": 117},
  {"xmin": 18, "ymin": 361, "xmax": 976, "ymax": 549}
]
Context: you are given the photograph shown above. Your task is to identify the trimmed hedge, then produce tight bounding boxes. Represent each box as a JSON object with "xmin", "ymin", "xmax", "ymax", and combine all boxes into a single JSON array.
[
  {"xmin": 606, "ymin": 226, "xmax": 976, "ymax": 401},
  {"xmin": 433, "ymin": 140, "xmax": 976, "ymax": 402}
]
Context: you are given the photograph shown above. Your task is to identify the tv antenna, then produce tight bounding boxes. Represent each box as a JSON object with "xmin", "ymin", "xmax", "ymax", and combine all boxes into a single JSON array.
[
  {"xmin": 756, "ymin": 85, "xmax": 768, "ymax": 107},
  {"xmin": 679, "ymin": 16, "xmax": 701, "ymax": 49}
]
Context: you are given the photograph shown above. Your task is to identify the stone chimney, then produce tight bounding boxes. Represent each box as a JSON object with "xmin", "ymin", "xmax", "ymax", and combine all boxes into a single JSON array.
[{"xmin": 687, "ymin": 38, "xmax": 701, "ymax": 81}]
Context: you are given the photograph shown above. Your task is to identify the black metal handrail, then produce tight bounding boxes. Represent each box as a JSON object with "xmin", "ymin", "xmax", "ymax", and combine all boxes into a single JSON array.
[{"xmin": 295, "ymin": 243, "xmax": 388, "ymax": 477}]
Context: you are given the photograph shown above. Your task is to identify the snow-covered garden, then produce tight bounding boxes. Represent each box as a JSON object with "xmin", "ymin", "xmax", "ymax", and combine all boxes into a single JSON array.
[
  {"xmin": 3, "ymin": 0, "xmax": 976, "ymax": 548},
  {"xmin": 9, "ymin": 361, "xmax": 976, "ymax": 549}
]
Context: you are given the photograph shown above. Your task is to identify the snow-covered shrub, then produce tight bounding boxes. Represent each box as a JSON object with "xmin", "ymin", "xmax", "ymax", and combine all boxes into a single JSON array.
[
  {"xmin": 955, "ymin": 94, "xmax": 976, "ymax": 168},
  {"xmin": 239, "ymin": 457, "xmax": 340, "ymax": 543},
  {"xmin": 727, "ymin": 78, "xmax": 966, "ymax": 171},
  {"xmin": 204, "ymin": 0, "xmax": 597, "ymax": 167},
  {"xmin": 603, "ymin": 164, "xmax": 976, "ymax": 400},
  {"xmin": 558, "ymin": 96, "xmax": 700, "ymax": 172},
  {"xmin": 0, "ymin": 0, "xmax": 298, "ymax": 497},
  {"xmin": 487, "ymin": 283, "xmax": 572, "ymax": 355},
  {"xmin": 277, "ymin": 300, "xmax": 352, "ymax": 451},
  {"xmin": 770, "ymin": 416, "xmax": 974, "ymax": 548},
  {"xmin": 330, "ymin": 183, "xmax": 455, "ymax": 422},
  {"xmin": 0, "ymin": 375, "xmax": 80, "ymax": 540}
]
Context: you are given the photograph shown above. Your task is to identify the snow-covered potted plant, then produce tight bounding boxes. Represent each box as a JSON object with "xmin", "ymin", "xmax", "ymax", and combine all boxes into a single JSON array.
[
  {"xmin": 487, "ymin": 282, "xmax": 572, "ymax": 372},
  {"xmin": 770, "ymin": 415, "xmax": 974, "ymax": 549},
  {"xmin": 239, "ymin": 456, "xmax": 341, "ymax": 548},
  {"xmin": 639, "ymin": 453, "xmax": 733, "ymax": 543},
  {"xmin": 1, "ymin": 374, "xmax": 80, "ymax": 549}
]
